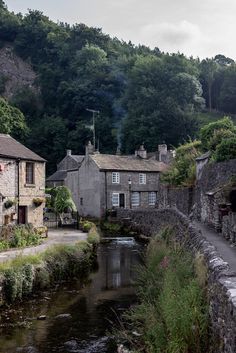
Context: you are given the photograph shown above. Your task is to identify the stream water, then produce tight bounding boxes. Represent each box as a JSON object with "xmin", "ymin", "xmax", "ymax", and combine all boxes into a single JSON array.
[{"xmin": 0, "ymin": 237, "xmax": 143, "ymax": 353}]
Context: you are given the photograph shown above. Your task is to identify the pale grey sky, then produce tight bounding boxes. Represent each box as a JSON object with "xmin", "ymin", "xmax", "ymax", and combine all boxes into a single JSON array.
[{"xmin": 6, "ymin": 0, "xmax": 236, "ymax": 59}]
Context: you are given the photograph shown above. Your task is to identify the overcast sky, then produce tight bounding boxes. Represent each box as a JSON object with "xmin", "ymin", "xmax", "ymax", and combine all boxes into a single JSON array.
[{"xmin": 6, "ymin": 0, "xmax": 236, "ymax": 59}]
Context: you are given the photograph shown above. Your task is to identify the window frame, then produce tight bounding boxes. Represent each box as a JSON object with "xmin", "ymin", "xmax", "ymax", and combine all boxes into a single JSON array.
[
  {"xmin": 131, "ymin": 192, "xmax": 140, "ymax": 207},
  {"xmin": 25, "ymin": 162, "xmax": 35, "ymax": 185},
  {"xmin": 112, "ymin": 172, "xmax": 120, "ymax": 184},
  {"xmin": 148, "ymin": 192, "xmax": 157, "ymax": 206},
  {"xmin": 139, "ymin": 173, "xmax": 146, "ymax": 185},
  {"xmin": 112, "ymin": 192, "xmax": 120, "ymax": 207}
]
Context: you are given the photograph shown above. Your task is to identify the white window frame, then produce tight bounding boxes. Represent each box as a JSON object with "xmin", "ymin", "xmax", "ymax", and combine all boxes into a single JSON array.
[
  {"xmin": 112, "ymin": 193, "xmax": 119, "ymax": 207},
  {"xmin": 112, "ymin": 172, "xmax": 120, "ymax": 184},
  {"xmin": 148, "ymin": 192, "xmax": 157, "ymax": 206},
  {"xmin": 131, "ymin": 192, "xmax": 140, "ymax": 207},
  {"xmin": 139, "ymin": 173, "xmax": 146, "ymax": 185}
]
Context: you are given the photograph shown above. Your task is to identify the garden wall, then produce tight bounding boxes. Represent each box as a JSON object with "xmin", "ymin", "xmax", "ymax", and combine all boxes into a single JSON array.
[{"xmin": 117, "ymin": 208, "xmax": 236, "ymax": 353}]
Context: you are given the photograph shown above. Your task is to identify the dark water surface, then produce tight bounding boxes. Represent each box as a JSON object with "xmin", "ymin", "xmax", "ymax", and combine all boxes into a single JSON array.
[{"xmin": 0, "ymin": 238, "xmax": 143, "ymax": 353}]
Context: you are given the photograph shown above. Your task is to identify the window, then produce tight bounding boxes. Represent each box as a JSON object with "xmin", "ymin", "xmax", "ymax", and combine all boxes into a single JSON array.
[
  {"xmin": 139, "ymin": 173, "xmax": 146, "ymax": 184},
  {"xmin": 80, "ymin": 198, "xmax": 83, "ymax": 206},
  {"xmin": 112, "ymin": 193, "xmax": 119, "ymax": 207},
  {"xmin": 131, "ymin": 192, "xmax": 140, "ymax": 206},
  {"xmin": 25, "ymin": 162, "xmax": 34, "ymax": 184},
  {"xmin": 112, "ymin": 172, "xmax": 120, "ymax": 184},
  {"xmin": 149, "ymin": 192, "xmax": 157, "ymax": 206}
]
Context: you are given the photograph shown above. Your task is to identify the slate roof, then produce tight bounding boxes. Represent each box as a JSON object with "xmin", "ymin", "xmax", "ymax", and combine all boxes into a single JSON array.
[
  {"xmin": 90, "ymin": 154, "xmax": 168, "ymax": 172},
  {"xmin": 70, "ymin": 155, "xmax": 84, "ymax": 164},
  {"xmin": 46, "ymin": 170, "xmax": 67, "ymax": 182},
  {"xmin": 0, "ymin": 134, "xmax": 45, "ymax": 162}
]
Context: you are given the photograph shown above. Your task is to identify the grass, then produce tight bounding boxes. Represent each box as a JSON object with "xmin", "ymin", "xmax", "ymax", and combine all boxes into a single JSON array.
[
  {"xmin": 114, "ymin": 228, "xmax": 209, "ymax": 353},
  {"xmin": 0, "ymin": 240, "xmax": 95, "ymax": 305}
]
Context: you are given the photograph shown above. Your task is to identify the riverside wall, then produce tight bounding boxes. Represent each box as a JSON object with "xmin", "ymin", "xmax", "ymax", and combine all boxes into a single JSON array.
[{"xmin": 117, "ymin": 208, "xmax": 236, "ymax": 353}]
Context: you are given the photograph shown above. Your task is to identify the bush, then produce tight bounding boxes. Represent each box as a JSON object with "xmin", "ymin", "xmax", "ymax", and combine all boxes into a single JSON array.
[
  {"xmin": 200, "ymin": 116, "xmax": 236, "ymax": 151},
  {"xmin": 87, "ymin": 228, "xmax": 100, "ymax": 246},
  {"xmin": 114, "ymin": 229, "xmax": 209, "ymax": 353},
  {"xmin": 80, "ymin": 220, "xmax": 95, "ymax": 232},
  {"xmin": 215, "ymin": 137, "xmax": 236, "ymax": 162},
  {"xmin": 161, "ymin": 140, "xmax": 202, "ymax": 186}
]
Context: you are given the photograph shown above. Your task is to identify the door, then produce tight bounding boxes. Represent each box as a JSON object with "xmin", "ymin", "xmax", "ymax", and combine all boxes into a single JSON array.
[
  {"xmin": 18, "ymin": 206, "xmax": 27, "ymax": 224},
  {"xmin": 119, "ymin": 194, "xmax": 125, "ymax": 208}
]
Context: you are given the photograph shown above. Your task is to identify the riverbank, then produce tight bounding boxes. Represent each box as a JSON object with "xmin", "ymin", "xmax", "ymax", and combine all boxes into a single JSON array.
[
  {"xmin": 0, "ymin": 224, "xmax": 100, "ymax": 306},
  {"xmin": 115, "ymin": 227, "xmax": 209, "ymax": 353}
]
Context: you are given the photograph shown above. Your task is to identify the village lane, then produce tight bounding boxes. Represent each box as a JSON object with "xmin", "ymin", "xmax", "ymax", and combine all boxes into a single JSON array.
[
  {"xmin": 193, "ymin": 221, "xmax": 236, "ymax": 271},
  {"xmin": 0, "ymin": 228, "xmax": 87, "ymax": 263}
]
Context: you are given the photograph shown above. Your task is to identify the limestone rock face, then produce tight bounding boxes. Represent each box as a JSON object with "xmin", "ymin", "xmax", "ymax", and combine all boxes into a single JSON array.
[{"xmin": 0, "ymin": 45, "xmax": 37, "ymax": 98}]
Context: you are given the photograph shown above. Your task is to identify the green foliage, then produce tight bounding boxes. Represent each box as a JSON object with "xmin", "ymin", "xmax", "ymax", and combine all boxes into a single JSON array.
[
  {"xmin": 161, "ymin": 140, "xmax": 202, "ymax": 186},
  {"xmin": 54, "ymin": 186, "xmax": 76, "ymax": 214},
  {"xmin": 80, "ymin": 220, "xmax": 95, "ymax": 233},
  {"xmin": 0, "ymin": 225, "xmax": 42, "ymax": 250},
  {"xmin": 0, "ymin": 240, "xmax": 94, "ymax": 304},
  {"xmin": 87, "ymin": 227, "xmax": 100, "ymax": 246},
  {"xmin": 215, "ymin": 137, "xmax": 236, "ymax": 162},
  {"xmin": 0, "ymin": 98, "xmax": 28, "ymax": 138},
  {"xmin": 200, "ymin": 116, "xmax": 236, "ymax": 151},
  {"xmin": 115, "ymin": 231, "xmax": 209, "ymax": 353}
]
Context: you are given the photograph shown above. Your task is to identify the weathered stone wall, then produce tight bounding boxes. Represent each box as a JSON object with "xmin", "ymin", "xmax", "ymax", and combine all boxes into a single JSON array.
[
  {"xmin": 117, "ymin": 208, "xmax": 236, "ymax": 353},
  {"xmin": 19, "ymin": 161, "xmax": 45, "ymax": 227},
  {"xmin": 158, "ymin": 184, "xmax": 194, "ymax": 215}
]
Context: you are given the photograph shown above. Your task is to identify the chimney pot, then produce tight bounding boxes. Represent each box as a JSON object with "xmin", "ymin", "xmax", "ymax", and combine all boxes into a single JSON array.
[{"xmin": 66, "ymin": 149, "xmax": 72, "ymax": 156}]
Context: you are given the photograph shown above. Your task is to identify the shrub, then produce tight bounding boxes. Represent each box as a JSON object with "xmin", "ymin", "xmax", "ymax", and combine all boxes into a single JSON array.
[
  {"xmin": 215, "ymin": 137, "xmax": 236, "ymax": 162},
  {"xmin": 80, "ymin": 220, "xmax": 95, "ymax": 232},
  {"xmin": 87, "ymin": 228, "xmax": 100, "ymax": 246},
  {"xmin": 200, "ymin": 116, "xmax": 236, "ymax": 151}
]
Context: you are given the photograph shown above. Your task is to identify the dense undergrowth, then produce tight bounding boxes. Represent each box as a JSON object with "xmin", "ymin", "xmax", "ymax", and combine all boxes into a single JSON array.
[
  {"xmin": 115, "ymin": 228, "xmax": 209, "ymax": 353},
  {"xmin": 0, "ymin": 231, "xmax": 99, "ymax": 304},
  {"xmin": 0, "ymin": 224, "xmax": 42, "ymax": 251}
]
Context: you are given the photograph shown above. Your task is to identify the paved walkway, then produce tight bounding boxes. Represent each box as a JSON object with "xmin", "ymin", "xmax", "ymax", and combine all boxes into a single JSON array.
[
  {"xmin": 193, "ymin": 221, "xmax": 236, "ymax": 272},
  {"xmin": 0, "ymin": 228, "xmax": 87, "ymax": 263}
]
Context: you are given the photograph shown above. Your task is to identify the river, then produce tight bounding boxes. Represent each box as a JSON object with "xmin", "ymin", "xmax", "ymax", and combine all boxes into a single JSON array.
[{"xmin": 0, "ymin": 237, "xmax": 143, "ymax": 353}]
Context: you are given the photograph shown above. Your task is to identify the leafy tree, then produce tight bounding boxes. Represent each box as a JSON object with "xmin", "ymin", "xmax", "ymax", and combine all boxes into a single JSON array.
[
  {"xmin": 215, "ymin": 137, "xmax": 236, "ymax": 162},
  {"xmin": 200, "ymin": 116, "xmax": 236, "ymax": 151},
  {"xmin": 54, "ymin": 186, "xmax": 76, "ymax": 223},
  {"xmin": 0, "ymin": 97, "xmax": 28, "ymax": 138},
  {"xmin": 200, "ymin": 59, "xmax": 218, "ymax": 111}
]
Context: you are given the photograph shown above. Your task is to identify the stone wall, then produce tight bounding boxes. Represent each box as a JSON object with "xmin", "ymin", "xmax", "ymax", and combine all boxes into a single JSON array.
[
  {"xmin": 117, "ymin": 208, "xmax": 236, "ymax": 353},
  {"xmin": 158, "ymin": 184, "xmax": 194, "ymax": 215}
]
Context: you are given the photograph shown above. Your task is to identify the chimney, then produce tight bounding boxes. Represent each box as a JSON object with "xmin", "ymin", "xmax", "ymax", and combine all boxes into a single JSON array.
[
  {"xmin": 66, "ymin": 149, "xmax": 72, "ymax": 156},
  {"xmin": 158, "ymin": 144, "xmax": 167, "ymax": 162},
  {"xmin": 135, "ymin": 144, "xmax": 147, "ymax": 159},
  {"xmin": 85, "ymin": 141, "xmax": 94, "ymax": 155},
  {"xmin": 116, "ymin": 146, "xmax": 121, "ymax": 156}
]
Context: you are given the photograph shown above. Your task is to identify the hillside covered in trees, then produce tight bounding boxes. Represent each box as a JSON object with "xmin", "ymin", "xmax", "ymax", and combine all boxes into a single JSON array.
[{"xmin": 0, "ymin": 0, "xmax": 236, "ymax": 174}]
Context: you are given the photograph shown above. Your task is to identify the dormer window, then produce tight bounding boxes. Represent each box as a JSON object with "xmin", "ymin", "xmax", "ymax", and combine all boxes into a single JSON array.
[
  {"xmin": 112, "ymin": 172, "xmax": 120, "ymax": 184},
  {"xmin": 139, "ymin": 173, "xmax": 146, "ymax": 184},
  {"xmin": 26, "ymin": 162, "xmax": 35, "ymax": 184}
]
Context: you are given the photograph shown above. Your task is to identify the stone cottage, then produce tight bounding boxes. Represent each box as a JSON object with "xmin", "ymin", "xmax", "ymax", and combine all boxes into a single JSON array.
[
  {"xmin": 0, "ymin": 134, "xmax": 46, "ymax": 227},
  {"xmin": 78, "ymin": 143, "xmax": 168, "ymax": 218},
  {"xmin": 46, "ymin": 149, "xmax": 84, "ymax": 205}
]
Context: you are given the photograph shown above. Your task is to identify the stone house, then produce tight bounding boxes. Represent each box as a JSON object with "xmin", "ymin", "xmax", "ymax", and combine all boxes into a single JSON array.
[
  {"xmin": 46, "ymin": 150, "xmax": 84, "ymax": 205},
  {"xmin": 78, "ymin": 143, "xmax": 168, "ymax": 218},
  {"xmin": 0, "ymin": 134, "xmax": 46, "ymax": 227}
]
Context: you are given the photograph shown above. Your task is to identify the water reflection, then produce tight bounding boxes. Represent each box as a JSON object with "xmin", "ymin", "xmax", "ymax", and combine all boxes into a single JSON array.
[{"xmin": 0, "ymin": 238, "xmax": 143, "ymax": 353}]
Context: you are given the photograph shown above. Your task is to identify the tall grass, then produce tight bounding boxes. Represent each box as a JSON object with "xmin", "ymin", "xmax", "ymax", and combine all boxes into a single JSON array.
[{"xmin": 115, "ymin": 229, "xmax": 209, "ymax": 353}]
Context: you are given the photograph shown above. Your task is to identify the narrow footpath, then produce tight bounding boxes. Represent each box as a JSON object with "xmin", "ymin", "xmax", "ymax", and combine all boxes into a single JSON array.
[
  {"xmin": 193, "ymin": 221, "xmax": 236, "ymax": 271},
  {"xmin": 0, "ymin": 228, "xmax": 87, "ymax": 263}
]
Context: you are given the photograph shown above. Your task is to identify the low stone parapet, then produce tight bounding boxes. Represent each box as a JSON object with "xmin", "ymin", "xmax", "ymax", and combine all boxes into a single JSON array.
[{"xmin": 117, "ymin": 208, "xmax": 236, "ymax": 353}]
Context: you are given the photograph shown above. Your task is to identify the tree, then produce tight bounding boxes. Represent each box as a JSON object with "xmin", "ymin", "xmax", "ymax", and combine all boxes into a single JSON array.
[
  {"xmin": 0, "ymin": 98, "xmax": 28, "ymax": 138},
  {"xmin": 54, "ymin": 186, "xmax": 76, "ymax": 224},
  {"xmin": 200, "ymin": 59, "xmax": 218, "ymax": 111}
]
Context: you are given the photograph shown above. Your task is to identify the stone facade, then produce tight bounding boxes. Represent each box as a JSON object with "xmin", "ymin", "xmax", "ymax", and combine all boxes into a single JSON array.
[
  {"xmin": 116, "ymin": 208, "xmax": 236, "ymax": 353},
  {"xmin": 78, "ymin": 147, "xmax": 167, "ymax": 218},
  {"xmin": 0, "ymin": 158, "xmax": 45, "ymax": 227}
]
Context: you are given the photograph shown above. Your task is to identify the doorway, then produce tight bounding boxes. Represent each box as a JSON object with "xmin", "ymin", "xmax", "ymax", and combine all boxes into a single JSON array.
[
  {"xmin": 119, "ymin": 194, "xmax": 125, "ymax": 208},
  {"xmin": 18, "ymin": 206, "xmax": 27, "ymax": 224}
]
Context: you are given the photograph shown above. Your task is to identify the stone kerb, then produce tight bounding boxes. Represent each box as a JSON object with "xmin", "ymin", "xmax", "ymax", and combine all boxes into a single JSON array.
[{"xmin": 116, "ymin": 208, "xmax": 236, "ymax": 353}]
